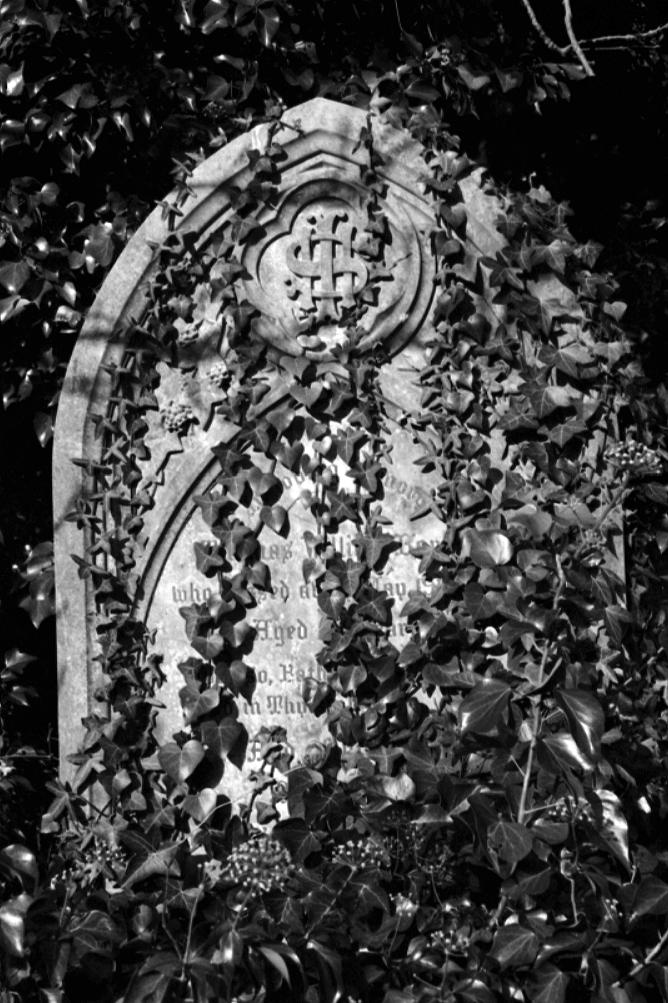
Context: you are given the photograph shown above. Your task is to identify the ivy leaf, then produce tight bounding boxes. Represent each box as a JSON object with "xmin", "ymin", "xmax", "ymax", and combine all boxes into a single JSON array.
[
  {"xmin": 497, "ymin": 405, "xmax": 539, "ymax": 432},
  {"xmin": 555, "ymin": 689, "xmax": 604, "ymax": 762},
  {"xmin": 630, "ymin": 877, "xmax": 668, "ymax": 923},
  {"xmin": 0, "ymin": 845, "xmax": 38, "ymax": 890},
  {"xmin": 123, "ymin": 844, "xmax": 181, "ymax": 889},
  {"xmin": 553, "ymin": 501, "xmax": 596, "ymax": 529},
  {"xmin": 548, "ymin": 420, "xmax": 588, "ymax": 447},
  {"xmin": 158, "ymin": 740, "xmax": 205, "ymax": 783},
  {"xmin": 353, "ymin": 877, "xmax": 391, "ymax": 917},
  {"xmin": 68, "ymin": 910, "xmax": 123, "ymax": 954},
  {"xmin": 588, "ymin": 789, "xmax": 629, "ymax": 870},
  {"xmin": 194, "ymin": 540, "xmax": 227, "ymax": 577},
  {"xmin": 457, "ymin": 480, "xmax": 487, "ymax": 509},
  {"xmin": 531, "ymin": 819, "xmax": 569, "ymax": 846},
  {"xmin": 458, "ymin": 679, "xmax": 511, "ymax": 736},
  {"xmin": 302, "ymin": 678, "xmax": 334, "ymax": 716},
  {"xmin": 195, "ymin": 494, "xmax": 234, "ymax": 527},
  {"xmin": 249, "ymin": 468, "xmax": 282, "ymax": 501},
  {"xmin": 0, "ymin": 898, "xmax": 28, "ymax": 957},
  {"xmin": 179, "ymin": 604, "xmax": 213, "ymax": 642},
  {"xmin": 260, "ymin": 505, "xmax": 289, "ymax": 536},
  {"xmin": 379, "ymin": 773, "xmax": 416, "ymax": 802},
  {"xmin": 464, "ymin": 582, "xmax": 501, "ymax": 620},
  {"xmin": 604, "ymin": 605, "xmax": 633, "ymax": 647},
  {"xmin": 183, "ymin": 686, "xmax": 220, "ymax": 724},
  {"xmin": 336, "ymin": 427, "xmax": 365, "ymax": 464},
  {"xmin": 317, "ymin": 589, "xmax": 345, "ymax": 621},
  {"xmin": 339, "ymin": 560, "xmax": 363, "ymax": 596},
  {"xmin": 326, "ymin": 490, "xmax": 357, "ymax": 523},
  {"xmin": 306, "ymin": 939, "xmax": 345, "ymax": 1003},
  {"xmin": 0, "ymin": 260, "xmax": 31, "ymax": 293},
  {"xmin": 258, "ymin": 945, "xmax": 292, "ymax": 986},
  {"xmin": 191, "ymin": 631, "xmax": 224, "ymax": 662},
  {"xmin": 357, "ymin": 590, "xmax": 393, "ymax": 624},
  {"xmin": 200, "ymin": 718, "xmax": 247, "ymax": 768},
  {"xmin": 182, "ymin": 787, "xmax": 217, "ymax": 823},
  {"xmin": 33, "ymin": 411, "xmax": 54, "ymax": 448},
  {"xmin": 489, "ymin": 924, "xmax": 539, "ymax": 970},
  {"xmin": 496, "ymin": 67, "xmax": 524, "ymax": 92},
  {"xmin": 488, "ymin": 821, "xmax": 533, "ymax": 867},
  {"xmin": 219, "ymin": 660, "xmax": 256, "ymax": 702},
  {"xmin": 259, "ymin": 5, "xmax": 280, "ymax": 45},
  {"xmin": 538, "ymin": 733, "xmax": 595, "ymax": 774},
  {"xmin": 403, "ymin": 738, "xmax": 447, "ymax": 797},
  {"xmin": 461, "ymin": 528, "xmax": 513, "ymax": 568},
  {"xmin": 529, "ymin": 965, "xmax": 569, "ymax": 1003},
  {"xmin": 506, "ymin": 504, "xmax": 552, "ymax": 538},
  {"xmin": 457, "ymin": 65, "xmax": 491, "ymax": 91},
  {"xmin": 529, "ymin": 386, "xmax": 573, "ymax": 418},
  {"xmin": 274, "ymin": 819, "xmax": 321, "ymax": 862},
  {"xmin": 361, "ymin": 532, "xmax": 396, "ymax": 569}
]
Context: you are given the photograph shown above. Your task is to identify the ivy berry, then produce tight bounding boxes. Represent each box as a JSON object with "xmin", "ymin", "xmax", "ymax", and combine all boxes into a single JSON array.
[
  {"xmin": 605, "ymin": 439, "xmax": 662, "ymax": 475},
  {"xmin": 161, "ymin": 401, "xmax": 194, "ymax": 434}
]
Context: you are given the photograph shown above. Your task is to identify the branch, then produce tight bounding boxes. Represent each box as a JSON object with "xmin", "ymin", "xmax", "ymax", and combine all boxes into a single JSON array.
[
  {"xmin": 581, "ymin": 21, "xmax": 668, "ymax": 47},
  {"xmin": 613, "ymin": 924, "xmax": 668, "ymax": 987},
  {"xmin": 518, "ymin": 0, "xmax": 569, "ymax": 55},
  {"xmin": 517, "ymin": 556, "xmax": 567, "ymax": 825},
  {"xmin": 562, "ymin": 0, "xmax": 595, "ymax": 76}
]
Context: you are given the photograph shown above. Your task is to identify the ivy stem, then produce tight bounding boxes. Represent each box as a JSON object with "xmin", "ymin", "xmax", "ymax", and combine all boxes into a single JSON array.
[
  {"xmin": 517, "ymin": 555, "xmax": 566, "ymax": 826},
  {"xmin": 304, "ymin": 865, "xmax": 357, "ymax": 939},
  {"xmin": 618, "ymin": 923, "xmax": 668, "ymax": 984},
  {"xmin": 181, "ymin": 885, "xmax": 203, "ymax": 982}
]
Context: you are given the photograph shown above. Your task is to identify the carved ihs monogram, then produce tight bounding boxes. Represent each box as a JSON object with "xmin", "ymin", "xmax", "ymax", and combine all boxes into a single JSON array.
[{"xmin": 285, "ymin": 209, "xmax": 368, "ymax": 320}]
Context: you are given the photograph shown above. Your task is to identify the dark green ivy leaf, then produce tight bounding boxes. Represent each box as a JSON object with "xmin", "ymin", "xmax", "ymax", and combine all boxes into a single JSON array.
[
  {"xmin": 488, "ymin": 821, "xmax": 534, "ymax": 867},
  {"xmin": 489, "ymin": 924, "xmax": 539, "ymax": 970},
  {"xmin": 555, "ymin": 689, "xmax": 604, "ymax": 762},
  {"xmin": 528, "ymin": 964, "xmax": 569, "ymax": 1003},
  {"xmin": 458, "ymin": 679, "xmax": 511, "ymax": 736}
]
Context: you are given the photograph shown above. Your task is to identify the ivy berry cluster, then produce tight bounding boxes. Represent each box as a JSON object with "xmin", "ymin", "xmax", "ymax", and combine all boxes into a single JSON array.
[
  {"xmin": 219, "ymin": 836, "xmax": 293, "ymax": 894},
  {"xmin": 605, "ymin": 438, "xmax": 662, "ymax": 475},
  {"xmin": 161, "ymin": 400, "xmax": 194, "ymax": 434},
  {"xmin": 333, "ymin": 837, "xmax": 391, "ymax": 871},
  {"xmin": 55, "ymin": 838, "xmax": 126, "ymax": 887}
]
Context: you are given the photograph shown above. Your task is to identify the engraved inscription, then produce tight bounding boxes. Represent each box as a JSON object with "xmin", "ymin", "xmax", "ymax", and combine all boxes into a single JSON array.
[{"xmin": 148, "ymin": 427, "xmax": 444, "ymax": 804}]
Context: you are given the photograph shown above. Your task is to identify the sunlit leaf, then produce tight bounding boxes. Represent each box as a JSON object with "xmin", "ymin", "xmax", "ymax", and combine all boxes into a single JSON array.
[
  {"xmin": 458, "ymin": 679, "xmax": 511, "ymax": 736},
  {"xmin": 0, "ymin": 844, "xmax": 38, "ymax": 889},
  {"xmin": 555, "ymin": 689, "xmax": 604, "ymax": 762},
  {"xmin": 0, "ymin": 260, "xmax": 30, "ymax": 293},
  {"xmin": 158, "ymin": 740, "xmax": 205, "ymax": 782},
  {"xmin": 460, "ymin": 528, "xmax": 513, "ymax": 568}
]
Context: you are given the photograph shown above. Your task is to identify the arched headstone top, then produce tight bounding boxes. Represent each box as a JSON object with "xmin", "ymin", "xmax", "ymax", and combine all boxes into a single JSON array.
[
  {"xmin": 72, "ymin": 97, "xmax": 440, "ymax": 365},
  {"xmin": 56, "ymin": 97, "xmax": 576, "ymax": 796}
]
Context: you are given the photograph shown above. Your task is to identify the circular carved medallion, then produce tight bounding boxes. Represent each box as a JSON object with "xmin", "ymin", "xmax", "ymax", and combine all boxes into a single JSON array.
[{"xmin": 238, "ymin": 178, "xmax": 433, "ymax": 358}]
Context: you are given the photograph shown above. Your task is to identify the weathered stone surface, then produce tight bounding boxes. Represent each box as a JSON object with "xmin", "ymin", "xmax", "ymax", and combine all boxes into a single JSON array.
[
  {"xmin": 53, "ymin": 96, "xmax": 585, "ymax": 801},
  {"xmin": 146, "ymin": 427, "xmax": 441, "ymax": 804}
]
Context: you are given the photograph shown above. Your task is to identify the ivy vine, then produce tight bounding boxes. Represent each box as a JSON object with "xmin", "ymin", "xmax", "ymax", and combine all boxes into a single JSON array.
[{"xmin": 3, "ymin": 106, "xmax": 668, "ymax": 1003}]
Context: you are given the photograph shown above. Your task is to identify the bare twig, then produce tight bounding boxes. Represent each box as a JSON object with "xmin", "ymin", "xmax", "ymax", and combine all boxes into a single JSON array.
[
  {"xmin": 581, "ymin": 21, "xmax": 668, "ymax": 47},
  {"xmin": 518, "ymin": 0, "xmax": 569, "ymax": 55},
  {"xmin": 517, "ymin": 555, "xmax": 567, "ymax": 825},
  {"xmin": 521, "ymin": 0, "xmax": 667, "ymax": 75},
  {"xmin": 614, "ymin": 924, "xmax": 668, "ymax": 987},
  {"xmin": 562, "ymin": 0, "xmax": 595, "ymax": 75}
]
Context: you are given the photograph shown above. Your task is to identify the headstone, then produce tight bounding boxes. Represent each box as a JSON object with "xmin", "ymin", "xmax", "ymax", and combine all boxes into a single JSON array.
[{"xmin": 53, "ymin": 98, "xmax": 592, "ymax": 804}]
